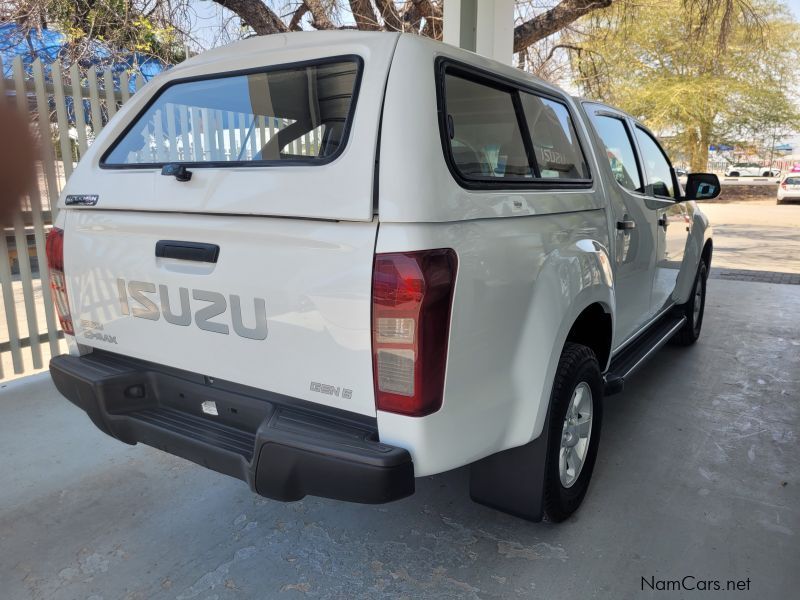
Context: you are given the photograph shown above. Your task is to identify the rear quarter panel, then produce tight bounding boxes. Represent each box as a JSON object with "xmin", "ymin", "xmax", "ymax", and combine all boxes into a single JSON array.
[
  {"xmin": 376, "ymin": 36, "xmax": 615, "ymax": 475},
  {"xmin": 376, "ymin": 212, "xmax": 613, "ymax": 476}
]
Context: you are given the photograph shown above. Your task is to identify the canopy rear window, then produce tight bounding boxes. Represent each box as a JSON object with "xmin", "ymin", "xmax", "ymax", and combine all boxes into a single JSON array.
[{"xmin": 102, "ymin": 57, "xmax": 362, "ymax": 168}]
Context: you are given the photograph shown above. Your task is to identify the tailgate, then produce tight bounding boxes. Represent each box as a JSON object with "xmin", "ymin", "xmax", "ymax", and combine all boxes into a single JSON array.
[{"xmin": 65, "ymin": 209, "xmax": 379, "ymax": 417}]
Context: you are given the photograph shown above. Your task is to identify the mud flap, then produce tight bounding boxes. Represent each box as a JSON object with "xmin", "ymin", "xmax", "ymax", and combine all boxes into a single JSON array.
[{"xmin": 468, "ymin": 413, "xmax": 550, "ymax": 522}]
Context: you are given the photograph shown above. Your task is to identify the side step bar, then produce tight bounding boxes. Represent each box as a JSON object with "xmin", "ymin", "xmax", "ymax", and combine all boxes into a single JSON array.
[{"xmin": 604, "ymin": 313, "xmax": 687, "ymax": 395}]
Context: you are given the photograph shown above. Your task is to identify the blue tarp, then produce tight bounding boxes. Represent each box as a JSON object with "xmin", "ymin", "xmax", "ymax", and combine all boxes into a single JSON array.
[{"xmin": 0, "ymin": 23, "xmax": 166, "ymax": 92}]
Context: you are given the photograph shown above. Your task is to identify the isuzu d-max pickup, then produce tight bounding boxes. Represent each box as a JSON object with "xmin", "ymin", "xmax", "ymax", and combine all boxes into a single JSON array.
[{"xmin": 48, "ymin": 32, "xmax": 720, "ymax": 522}]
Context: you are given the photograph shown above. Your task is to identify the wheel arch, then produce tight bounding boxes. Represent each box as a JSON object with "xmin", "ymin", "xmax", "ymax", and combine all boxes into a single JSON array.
[
  {"xmin": 565, "ymin": 302, "xmax": 613, "ymax": 372},
  {"xmin": 701, "ymin": 237, "xmax": 713, "ymax": 268},
  {"xmin": 674, "ymin": 206, "xmax": 713, "ymax": 303},
  {"xmin": 504, "ymin": 240, "xmax": 616, "ymax": 450}
]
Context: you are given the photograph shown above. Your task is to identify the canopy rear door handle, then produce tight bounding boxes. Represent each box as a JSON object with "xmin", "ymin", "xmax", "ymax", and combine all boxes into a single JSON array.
[{"xmin": 155, "ymin": 240, "xmax": 220, "ymax": 263}]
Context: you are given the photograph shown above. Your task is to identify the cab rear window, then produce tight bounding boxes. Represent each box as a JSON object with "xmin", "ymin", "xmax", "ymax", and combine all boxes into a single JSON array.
[{"xmin": 102, "ymin": 57, "xmax": 361, "ymax": 168}]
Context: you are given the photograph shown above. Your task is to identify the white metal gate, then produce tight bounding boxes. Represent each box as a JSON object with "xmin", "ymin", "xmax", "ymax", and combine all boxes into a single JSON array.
[{"xmin": 0, "ymin": 56, "xmax": 141, "ymax": 379}]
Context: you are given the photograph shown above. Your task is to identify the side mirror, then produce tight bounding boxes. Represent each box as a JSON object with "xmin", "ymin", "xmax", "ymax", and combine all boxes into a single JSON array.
[{"xmin": 684, "ymin": 173, "xmax": 721, "ymax": 201}]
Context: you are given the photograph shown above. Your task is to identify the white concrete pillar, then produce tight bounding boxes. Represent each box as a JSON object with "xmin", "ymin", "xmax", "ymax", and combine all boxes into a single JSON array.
[
  {"xmin": 443, "ymin": 0, "xmax": 476, "ymax": 53},
  {"xmin": 443, "ymin": 0, "xmax": 515, "ymax": 65},
  {"xmin": 476, "ymin": 0, "xmax": 514, "ymax": 65}
]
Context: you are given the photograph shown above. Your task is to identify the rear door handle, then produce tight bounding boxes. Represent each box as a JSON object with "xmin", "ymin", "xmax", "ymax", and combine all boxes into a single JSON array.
[
  {"xmin": 616, "ymin": 220, "xmax": 636, "ymax": 230},
  {"xmin": 155, "ymin": 240, "xmax": 220, "ymax": 263}
]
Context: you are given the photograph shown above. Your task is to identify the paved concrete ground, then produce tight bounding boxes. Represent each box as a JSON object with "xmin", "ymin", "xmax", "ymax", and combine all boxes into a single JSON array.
[
  {"xmin": 1, "ymin": 278, "xmax": 798, "ymax": 600},
  {"xmin": 701, "ymin": 201, "xmax": 800, "ymax": 273}
]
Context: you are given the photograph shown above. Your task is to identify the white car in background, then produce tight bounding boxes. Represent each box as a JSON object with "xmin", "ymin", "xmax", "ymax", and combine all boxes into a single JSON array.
[
  {"xmin": 778, "ymin": 175, "xmax": 800, "ymax": 204},
  {"xmin": 725, "ymin": 163, "xmax": 779, "ymax": 177}
]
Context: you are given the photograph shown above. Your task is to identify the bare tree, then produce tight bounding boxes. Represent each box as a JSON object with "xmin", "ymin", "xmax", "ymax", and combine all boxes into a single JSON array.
[{"xmin": 210, "ymin": 0, "xmax": 615, "ymax": 52}]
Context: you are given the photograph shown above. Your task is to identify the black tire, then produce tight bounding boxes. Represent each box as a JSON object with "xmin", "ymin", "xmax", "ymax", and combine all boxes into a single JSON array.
[
  {"xmin": 729, "ymin": 171, "xmax": 739, "ymax": 177},
  {"xmin": 672, "ymin": 260, "xmax": 708, "ymax": 346},
  {"xmin": 542, "ymin": 343, "xmax": 603, "ymax": 522},
  {"xmin": 762, "ymin": 171, "xmax": 771, "ymax": 177}
]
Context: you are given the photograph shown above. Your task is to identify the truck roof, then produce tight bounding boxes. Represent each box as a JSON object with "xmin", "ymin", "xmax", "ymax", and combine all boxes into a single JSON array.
[{"xmin": 154, "ymin": 31, "xmax": 565, "ymax": 101}]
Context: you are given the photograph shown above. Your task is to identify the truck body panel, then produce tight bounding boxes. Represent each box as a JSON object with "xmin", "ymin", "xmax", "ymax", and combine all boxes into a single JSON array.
[{"xmin": 65, "ymin": 209, "xmax": 379, "ymax": 416}]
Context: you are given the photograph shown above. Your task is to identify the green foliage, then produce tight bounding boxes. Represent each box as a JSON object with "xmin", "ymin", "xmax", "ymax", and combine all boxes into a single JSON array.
[
  {"xmin": 15, "ymin": 1, "xmax": 186, "ymax": 65},
  {"xmin": 572, "ymin": 0, "xmax": 800, "ymax": 170}
]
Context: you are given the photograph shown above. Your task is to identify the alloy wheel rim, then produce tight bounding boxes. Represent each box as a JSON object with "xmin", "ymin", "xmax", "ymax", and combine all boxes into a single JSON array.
[{"xmin": 559, "ymin": 382, "xmax": 593, "ymax": 488}]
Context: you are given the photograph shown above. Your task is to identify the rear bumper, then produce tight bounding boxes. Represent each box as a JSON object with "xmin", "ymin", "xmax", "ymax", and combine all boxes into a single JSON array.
[{"xmin": 49, "ymin": 351, "xmax": 414, "ymax": 504}]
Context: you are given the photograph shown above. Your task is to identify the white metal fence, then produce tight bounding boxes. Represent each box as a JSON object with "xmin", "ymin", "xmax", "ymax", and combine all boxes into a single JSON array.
[{"xmin": 0, "ymin": 56, "xmax": 141, "ymax": 379}]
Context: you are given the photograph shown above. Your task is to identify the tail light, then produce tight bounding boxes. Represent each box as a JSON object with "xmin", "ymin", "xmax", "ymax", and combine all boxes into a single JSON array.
[
  {"xmin": 45, "ymin": 227, "xmax": 74, "ymax": 335},
  {"xmin": 781, "ymin": 182, "xmax": 787, "ymax": 190},
  {"xmin": 371, "ymin": 249, "xmax": 457, "ymax": 416}
]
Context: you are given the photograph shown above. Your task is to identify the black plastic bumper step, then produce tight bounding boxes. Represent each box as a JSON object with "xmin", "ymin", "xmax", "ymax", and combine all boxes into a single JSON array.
[
  {"xmin": 128, "ymin": 407, "xmax": 256, "ymax": 461},
  {"xmin": 49, "ymin": 349, "xmax": 415, "ymax": 504}
]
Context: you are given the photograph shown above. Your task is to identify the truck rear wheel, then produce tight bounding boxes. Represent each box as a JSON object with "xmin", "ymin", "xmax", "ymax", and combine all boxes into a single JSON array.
[
  {"xmin": 672, "ymin": 260, "xmax": 707, "ymax": 346},
  {"xmin": 542, "ymin": 343, "xmax": 603, "ymax": 522}
]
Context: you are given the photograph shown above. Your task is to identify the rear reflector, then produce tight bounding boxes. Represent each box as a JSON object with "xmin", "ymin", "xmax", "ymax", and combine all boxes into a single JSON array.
[
  {"xmin": 371, "ymin": 249, "xmax": 457, "ymax": 417},
  {"xmin": 46, "ymin": 227, "xmax": 74, "ymax": 335}
]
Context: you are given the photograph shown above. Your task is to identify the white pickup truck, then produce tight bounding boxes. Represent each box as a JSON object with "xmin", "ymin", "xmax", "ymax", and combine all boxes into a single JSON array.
[
  {"xmin": 48, "ymin": 32, "xmax": 720, "ymax": 522},
  {"xmin": 724, "ymin": 163, "xmax": 779, "ymax": 178}
]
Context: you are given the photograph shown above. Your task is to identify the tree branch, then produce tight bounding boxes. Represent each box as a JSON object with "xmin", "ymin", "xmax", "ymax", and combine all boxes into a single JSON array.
[
  {"xmin": 349, "ymin": 0, "xmax": 381, "ymax": 31},
  {"xmin": 374, "ymin": 0, "xmax": 403, "ymax": 31},
  {"xmin": 514, "ymin": 0, "xmax": 614, "ymax": 52},
  {"xmin": 212, "ymin": 0, "xmax": 289, "ymax": 35},
  {"xmin": 288, "ymin": 4, "xmax": 308, "ymax": 31},
  {"xmin": 304, "ymin": 0, "xmax": 336, "ymax": 30},
  {"xmin": 544, "ymin": 42, "xmax": 584, "ymax": 63}
]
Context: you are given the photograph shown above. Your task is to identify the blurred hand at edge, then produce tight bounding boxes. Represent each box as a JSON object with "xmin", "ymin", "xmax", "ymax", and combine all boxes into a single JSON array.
[{"xmin": 0, "ymin": 102, "xmax": 37, "ymax": 226}]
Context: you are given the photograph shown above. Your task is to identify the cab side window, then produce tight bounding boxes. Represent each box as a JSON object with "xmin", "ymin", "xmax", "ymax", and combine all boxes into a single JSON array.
[
  {"xmin": 634, "ymin": 127, "xmax": 675, "ymax": 198},
  {"xmin": 591, "ymin": 115, "xmax": 643, "ymax": 193},
  {"xmin": 519, "ymin": 93, "xmax": 590, "ymax": 180}
]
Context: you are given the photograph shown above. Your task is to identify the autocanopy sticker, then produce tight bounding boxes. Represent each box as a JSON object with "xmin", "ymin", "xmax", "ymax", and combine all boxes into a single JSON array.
[{"xmin": 64, "ymin": 194, "xmax": 99, "ymax": 206}]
